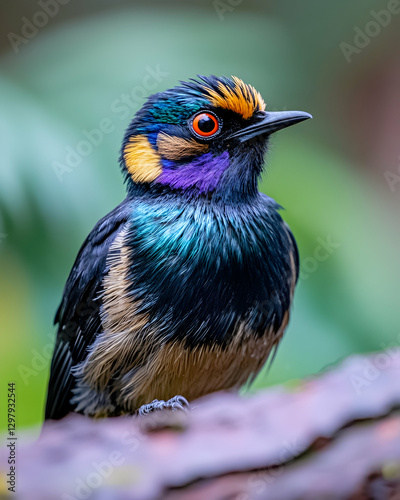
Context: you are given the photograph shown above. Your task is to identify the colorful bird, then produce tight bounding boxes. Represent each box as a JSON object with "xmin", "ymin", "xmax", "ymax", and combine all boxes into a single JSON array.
[{"xmin": 45, "ymin": 75, "xmax": 311, "ymax": 419}]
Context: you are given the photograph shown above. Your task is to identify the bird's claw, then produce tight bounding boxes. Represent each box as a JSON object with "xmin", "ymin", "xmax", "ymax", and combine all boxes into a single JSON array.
[{"xmin": 137, "ymin": 395, "xmax": 189, "ymax": 416}]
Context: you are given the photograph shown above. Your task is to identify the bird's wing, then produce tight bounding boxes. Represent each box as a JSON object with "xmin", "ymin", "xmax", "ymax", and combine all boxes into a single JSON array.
[
  {"xmin": 45, "ymin": 197, "xmax": 131, "ymax": 420},
  {"xmin": 284, "ymin": 221, "xmax": 300, "ymax": 284},
  {"xmin": 259, "ymin": 193, "xmax": 299, "ymax": 284}
]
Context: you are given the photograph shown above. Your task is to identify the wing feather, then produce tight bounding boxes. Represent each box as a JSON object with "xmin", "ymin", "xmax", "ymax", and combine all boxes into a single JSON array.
[{"xmin": 45, "ymin": 197, "xmax": 131, "ymax": 420}]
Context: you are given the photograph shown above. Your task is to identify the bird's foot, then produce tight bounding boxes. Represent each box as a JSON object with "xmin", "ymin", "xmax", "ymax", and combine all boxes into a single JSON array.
[{"xmin": 137, "ymin": 395, "xmax": 189, "ymax": 416}]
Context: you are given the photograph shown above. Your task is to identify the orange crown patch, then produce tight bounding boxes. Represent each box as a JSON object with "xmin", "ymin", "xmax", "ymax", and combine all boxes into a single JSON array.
[{"xmin": 202, "ymin": 76, "xmax": 265, "ymax": 120}]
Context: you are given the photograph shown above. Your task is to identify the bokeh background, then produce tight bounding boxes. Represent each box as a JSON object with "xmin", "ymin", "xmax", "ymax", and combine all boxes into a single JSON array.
[{"xmin": 1, "ymin": 0, "xmax": 399, "ymax": 432}]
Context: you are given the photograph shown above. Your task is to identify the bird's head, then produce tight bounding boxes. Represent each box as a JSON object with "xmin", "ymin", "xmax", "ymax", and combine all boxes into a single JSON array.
[{"xmin": 120, "ymin": 75, "xmax": 311, "ymax": 200}]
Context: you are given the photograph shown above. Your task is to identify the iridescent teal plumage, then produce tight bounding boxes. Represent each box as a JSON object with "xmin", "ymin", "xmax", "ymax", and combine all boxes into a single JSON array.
[
  {"xmin": 124, "ymin": 187, "xmax": 294, "ymax": 346},
  {"xmin": 45, "ymin": 75, "xmax": 311, "ymax": 419}
]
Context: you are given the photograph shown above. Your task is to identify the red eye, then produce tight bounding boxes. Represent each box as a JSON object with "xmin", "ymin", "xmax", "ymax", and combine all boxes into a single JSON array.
[{"xmin": 192, "ymin": 112, "xmax": 219, "ymax": 138}]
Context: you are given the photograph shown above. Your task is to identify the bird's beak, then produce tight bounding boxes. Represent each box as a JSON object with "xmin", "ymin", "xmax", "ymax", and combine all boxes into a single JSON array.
[{"xmin": 229, "ymin": 110, "xmax": 312, "ymax": 142}]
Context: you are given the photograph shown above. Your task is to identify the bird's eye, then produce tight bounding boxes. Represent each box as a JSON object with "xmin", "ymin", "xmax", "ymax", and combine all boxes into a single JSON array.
[{"xmin": 191, "ymin": 112, "xmax": 220, "ymax": 138}]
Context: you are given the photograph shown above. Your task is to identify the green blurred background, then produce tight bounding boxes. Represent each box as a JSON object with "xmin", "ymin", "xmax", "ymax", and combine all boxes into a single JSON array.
[{"xmin": 1, "ymin": 0, "xmax": 399, "ymax": 432}]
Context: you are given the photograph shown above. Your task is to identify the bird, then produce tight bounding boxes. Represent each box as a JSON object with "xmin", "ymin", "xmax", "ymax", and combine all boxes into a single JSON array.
[{"xmin": 45, "ymin": 75, "xmax": 311, "ymax": 420}]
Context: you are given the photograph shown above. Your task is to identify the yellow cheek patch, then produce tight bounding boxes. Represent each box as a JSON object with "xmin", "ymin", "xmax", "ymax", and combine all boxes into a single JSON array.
[
  {"xmin": 157, "ymin": 133, "xmax": 209, "ymax": 160},
  {"xmin": 123, "ymin": 135, "xmax": 162, "ymax": 183},
  {"xmin": 204, "ymin": 76, "xmax": 265, "ymax": 120}
]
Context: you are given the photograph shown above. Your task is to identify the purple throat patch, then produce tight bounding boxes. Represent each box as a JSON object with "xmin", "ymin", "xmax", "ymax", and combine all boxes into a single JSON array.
[{"xmin": 157, "ymin": 151, "xmax": 230, "ymax": 193}]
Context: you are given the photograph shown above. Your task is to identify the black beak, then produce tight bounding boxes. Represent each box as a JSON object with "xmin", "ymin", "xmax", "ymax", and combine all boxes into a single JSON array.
[{"xmin": 229, "ymin": 110, "xmax": 312, "ymax": 142}]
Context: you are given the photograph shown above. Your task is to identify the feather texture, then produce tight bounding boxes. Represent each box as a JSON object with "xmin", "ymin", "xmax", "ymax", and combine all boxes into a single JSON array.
[{"xmin": 45, "ymin": 75, "xmax": 305, "ymax": 419}]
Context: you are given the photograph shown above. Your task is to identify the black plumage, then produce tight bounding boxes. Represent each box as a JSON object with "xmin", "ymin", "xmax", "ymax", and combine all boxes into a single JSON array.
[{"xmin": 45, "ymin": 75, "xmax": 311, "ymax": 419}]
